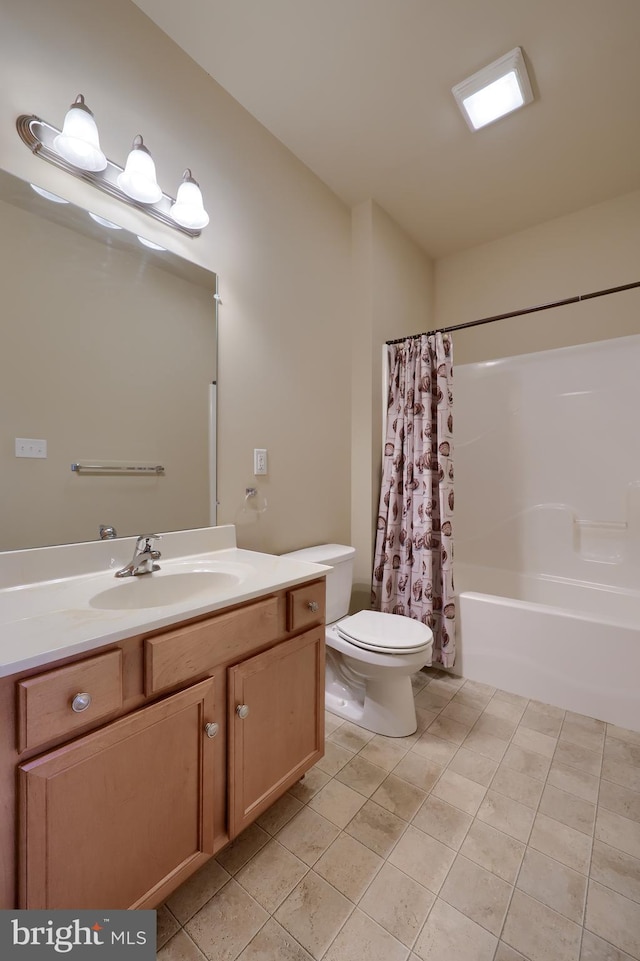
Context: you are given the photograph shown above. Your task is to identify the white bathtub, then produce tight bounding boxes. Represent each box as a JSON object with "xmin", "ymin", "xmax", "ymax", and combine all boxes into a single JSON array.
[{"xmin": 456, "ymin": 564, "xmax": 640, "ymax": 732}]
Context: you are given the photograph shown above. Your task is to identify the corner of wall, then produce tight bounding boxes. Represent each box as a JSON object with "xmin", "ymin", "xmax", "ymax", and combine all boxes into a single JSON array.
[{"xmin": 350, "ymin": 199, "xmax": 434, "ymax": 599}]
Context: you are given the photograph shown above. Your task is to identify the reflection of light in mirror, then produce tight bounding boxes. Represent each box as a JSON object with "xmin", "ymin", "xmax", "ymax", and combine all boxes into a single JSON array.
[
  {"xmin": 137, "ymin": 235, "xmax": 166, "ymax": 251},
  {"xmin": 30, "ymin": 184, "xmax": 69, "ymax": 204},
  {"xmin": 88, "ymin": 212, "xmax": 122, "ymax": 229}
]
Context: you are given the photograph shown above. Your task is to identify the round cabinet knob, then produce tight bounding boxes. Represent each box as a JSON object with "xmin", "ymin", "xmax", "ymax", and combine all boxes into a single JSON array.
[
  {"xmin": 204, "ymin": 722, "xmax": 219, "ymax": 739},
  {"xmin": 236, "ymin": 704, "xmax": 250, "ymax": 719},
  {"xmin": 307, "ymin": 601, "xmax": 319, "ymax": 613},
  {"xmin": 71, "ymin": 692, "xmax": 92, "ymax": 713}
]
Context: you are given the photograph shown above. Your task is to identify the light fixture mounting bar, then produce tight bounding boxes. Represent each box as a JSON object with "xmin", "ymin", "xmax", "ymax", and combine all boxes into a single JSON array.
[{"xmin": 16, "ymin": 114, "xmax": 201, "ymax": 237}]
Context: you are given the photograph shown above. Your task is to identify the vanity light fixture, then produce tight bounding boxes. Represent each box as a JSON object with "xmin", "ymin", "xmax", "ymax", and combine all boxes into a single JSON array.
[
  {"xmin": 53, "ymin": 95, "xmax": 107, "ymax": 172},
  {"xmin": 117, "ymin": 135, "xmax": 163, "ymax": 204},
  {"xmin": 17, "ymin": 95, "xmax": 209, "ymax": 237},
  {"xmin": 452, "ymin": 47, "xmax": 534, "ymax": 131},
  {"xmin": 170, "ymin": 169, "xmax": 209, "ymax": 229}
]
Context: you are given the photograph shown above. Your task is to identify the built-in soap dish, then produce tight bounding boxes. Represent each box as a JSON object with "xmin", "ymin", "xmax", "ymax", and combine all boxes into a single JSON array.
[{"xmin": 574, "ymin": 518, "xmax": 625, "ymax": 564}]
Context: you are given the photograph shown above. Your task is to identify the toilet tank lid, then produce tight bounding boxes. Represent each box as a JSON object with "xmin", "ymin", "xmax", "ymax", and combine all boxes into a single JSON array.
[{"xmin": 282, "ymin": 544, "xmax": 355, "ymax": 565}]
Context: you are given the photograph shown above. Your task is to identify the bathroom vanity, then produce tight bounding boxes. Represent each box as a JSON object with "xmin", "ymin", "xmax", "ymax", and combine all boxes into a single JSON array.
[{"xmin": 0, "ymin": 526, "xmax": 327, "ymax": 910}]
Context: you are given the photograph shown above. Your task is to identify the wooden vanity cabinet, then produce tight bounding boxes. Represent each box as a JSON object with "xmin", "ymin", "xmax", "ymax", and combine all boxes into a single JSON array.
[
  {"xmin": 228, "ymin": 626, "xmax": 324, "ymax": 836},
  {"xmin": 5, "ymin": 578, "xmax": 325, "ymax": 911},
  {"xmin": 19, "ymin": 678, "xmax": 215, "ymax": 910}
]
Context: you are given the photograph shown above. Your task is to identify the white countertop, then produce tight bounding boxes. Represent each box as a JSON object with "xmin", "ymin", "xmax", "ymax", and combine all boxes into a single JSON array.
[{"xmin": 0, "ymin": 526, "xmax": 329, "ymax": 677}]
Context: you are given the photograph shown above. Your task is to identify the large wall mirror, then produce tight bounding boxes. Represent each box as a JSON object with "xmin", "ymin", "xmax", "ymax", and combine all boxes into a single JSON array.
[{"xmin": 0, "ymin": 168, "xmax": 218, "ymax": 552}]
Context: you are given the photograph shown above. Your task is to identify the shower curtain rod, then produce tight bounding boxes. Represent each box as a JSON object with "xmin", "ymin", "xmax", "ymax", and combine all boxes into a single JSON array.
[{"xmin": 385, "ymin": 279, "xmax": 640, "ymax": 345}]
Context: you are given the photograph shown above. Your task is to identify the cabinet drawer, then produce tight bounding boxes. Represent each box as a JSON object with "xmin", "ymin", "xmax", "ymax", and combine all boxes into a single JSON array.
[
  {"xmin": 17, "ymin": 650, "xmax": 123, "ymax": 753},
  {"xmin": 286, "ymin": 580, "xmax": 326, "ymax": 633},
  {"xmin": 145, "ymin": 596, "xmax": 280, "ymax": 695}
]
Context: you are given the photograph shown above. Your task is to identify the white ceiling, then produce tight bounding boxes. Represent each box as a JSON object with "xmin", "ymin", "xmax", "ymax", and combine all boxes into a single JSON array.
[{"xmin": 132, "ymin": 0, "xmax": 640, "ymax": 258}]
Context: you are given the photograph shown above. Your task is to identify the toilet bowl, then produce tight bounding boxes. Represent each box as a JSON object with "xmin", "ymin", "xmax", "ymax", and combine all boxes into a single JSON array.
[
  {"xmin": 326, "ymin": 610, "xmax": 433, "ymax": 736},
  {"xmin": 282, "ymin": 545, "xmax": 433, "ymax": 737}
]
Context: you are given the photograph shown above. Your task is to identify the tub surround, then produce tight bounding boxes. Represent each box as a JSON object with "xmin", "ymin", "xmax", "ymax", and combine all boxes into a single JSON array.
[
  {"xmin": 458, "ymin": 499, "xmax": 640, "ymax": 592},
  {"xmin": 455, "ymin": 335, "xmax": 640, "ymax": 736},
  {"xmin": 455, "ymin": 334, "xmax": 640, "ymax": 577},
  {"xmin": 0, "ymin": 524, "xmax": 329, "ymax": 676}
]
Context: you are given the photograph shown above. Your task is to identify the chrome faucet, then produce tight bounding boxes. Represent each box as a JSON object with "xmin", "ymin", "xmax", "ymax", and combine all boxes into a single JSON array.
[{"xmin": 115, "ymin": 534, "xmax": 162, "ymax": 578}]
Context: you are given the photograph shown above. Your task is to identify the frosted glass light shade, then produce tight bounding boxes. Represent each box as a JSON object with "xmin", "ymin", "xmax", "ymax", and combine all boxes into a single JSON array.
[
  {"xmin": 170, "ymin": 170, "xmax": 209, "ymax": 229},
  {"xmin": 452, "ymin": 47, "xmax": 534, "ymax": 131},
  {"xmin": 53, "ymin": 95, "xmax": 107, "ymax": 171},
  {"xmin": 116, "ymin": 135, "xmax": 162, "ymax": 204}
]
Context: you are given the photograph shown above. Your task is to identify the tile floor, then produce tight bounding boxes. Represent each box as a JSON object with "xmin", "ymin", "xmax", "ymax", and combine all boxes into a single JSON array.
[{"xmin": 156, "ymin": 668, "xmax": 640, "ymax": 961}]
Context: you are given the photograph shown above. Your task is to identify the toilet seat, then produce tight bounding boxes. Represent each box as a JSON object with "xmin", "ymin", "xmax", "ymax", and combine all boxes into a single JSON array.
[{"xmin": 336, "ymin": 610, "xmax": 433, "ymax": 655}]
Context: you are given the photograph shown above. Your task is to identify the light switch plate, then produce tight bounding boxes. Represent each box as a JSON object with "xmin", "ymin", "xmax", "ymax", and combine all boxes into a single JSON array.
[{"xmin": 15, "ymin": 438, "xmax": 47, "ymax": 458}]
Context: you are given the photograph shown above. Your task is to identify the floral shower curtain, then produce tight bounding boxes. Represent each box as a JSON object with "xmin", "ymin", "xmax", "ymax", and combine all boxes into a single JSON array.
[{"xmin": 372, "ymin": 332, "xmax": 456, "ymax": 668}]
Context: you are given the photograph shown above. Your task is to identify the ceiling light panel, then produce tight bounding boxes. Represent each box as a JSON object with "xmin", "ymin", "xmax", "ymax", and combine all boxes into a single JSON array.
[{"xmin": 452, "ymin": 47, "xmax": 534, "ymax": 131}]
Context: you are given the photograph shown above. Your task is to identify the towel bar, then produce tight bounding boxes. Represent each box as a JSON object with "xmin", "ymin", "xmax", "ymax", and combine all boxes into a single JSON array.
[{"xmin": 71, "ymin": 463, "xmax": 165, "ymax": 474}]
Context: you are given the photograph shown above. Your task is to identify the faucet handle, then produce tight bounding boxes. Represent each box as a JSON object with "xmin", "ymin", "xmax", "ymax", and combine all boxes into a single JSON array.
[{"xmin": 136, "ymin": 533, "xmax": 162, "ymax": 551}]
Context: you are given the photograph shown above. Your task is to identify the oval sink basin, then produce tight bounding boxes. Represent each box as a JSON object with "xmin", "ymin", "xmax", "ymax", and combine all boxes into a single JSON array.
[{"xmin": 89, "ymin": 571, "xmax": 242, "ymax": 611}]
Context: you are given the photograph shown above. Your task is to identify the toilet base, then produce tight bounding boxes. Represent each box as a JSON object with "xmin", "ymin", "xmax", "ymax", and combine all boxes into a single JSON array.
[{"xmin": 325, "ymin": 662, "xmax": 419, "ymax": 737}]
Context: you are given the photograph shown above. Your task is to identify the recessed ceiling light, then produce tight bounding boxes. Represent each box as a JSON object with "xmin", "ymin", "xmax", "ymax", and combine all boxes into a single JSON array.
[{"xmin": 452, "ymin": 47, "xmax": 534, "ymax": 131}]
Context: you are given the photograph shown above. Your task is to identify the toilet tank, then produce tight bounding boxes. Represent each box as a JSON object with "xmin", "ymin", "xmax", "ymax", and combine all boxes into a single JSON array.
[{"xmin": 282, "ymin": 544, "xmax": 355, "ymax": 623}]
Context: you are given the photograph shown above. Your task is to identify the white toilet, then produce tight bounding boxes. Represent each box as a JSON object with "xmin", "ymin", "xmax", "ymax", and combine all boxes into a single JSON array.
[{"xmin": 282, "ymin": 544, "xmax": 433, "ymax": 737}]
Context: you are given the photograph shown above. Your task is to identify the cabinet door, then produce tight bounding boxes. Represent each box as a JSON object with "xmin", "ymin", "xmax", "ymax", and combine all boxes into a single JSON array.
[
  {"xmin": 228, "ymin": 628, "xmax": 324, "ymax": 837},
  {"xmin": 19, "ymin": 678, "xmax": 216, "ymax": 910}
]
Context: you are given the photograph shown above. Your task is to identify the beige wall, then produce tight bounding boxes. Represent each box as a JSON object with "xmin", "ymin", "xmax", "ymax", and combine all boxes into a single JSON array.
[
  {"xmin": 4, "ymin": 0, "xmax": 637, "ymax": 580},
  {"xmin": 0, "ymin": 0, "xmax": 353, "ymax": 555},
  {"xmin": 351, "ymin": 201, "xmax": 434, "ymax": 607},
  {"xmin": 436, "ymin": 189, "xmax": 640, "ymax": 364}
]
